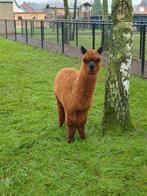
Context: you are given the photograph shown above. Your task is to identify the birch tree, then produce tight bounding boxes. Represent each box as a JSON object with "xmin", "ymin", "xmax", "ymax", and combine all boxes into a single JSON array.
[{"xmin": 102, "ymin": 0, "xmax": 134, "ymax": 133}]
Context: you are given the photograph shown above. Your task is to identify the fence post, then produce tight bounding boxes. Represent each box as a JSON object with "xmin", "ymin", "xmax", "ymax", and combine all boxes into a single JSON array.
[
  {"xmin": 101, "ymin": 22, "xmax": 105, "ymax": 46},
  {"xmin": 141, "ymin": 25, "xmax": 146, "ymax": 78},
  {"xmin": 76, "ymin": 21, "xmax": 78, "ymax": 47},
  {"xmin": 57, "ymin": 21, "xmax": 59, "ymax": 43},
  {"xmin": 30, "ymin": 21, "xmax": 33, "ymax": 38},
  {"xmin": 5, "ymin": 20, "xmax": 8, "ymax": 38},
  {"xmin": 61, "ymin": 22, "xmax": 64, "ymax": 53},
  {"xmin": 14, "ymin": 20, "xmax": 17, "ymax": 41},
  {"xmin": 21, "ymin": 20, "xmax": 23, "ymax": 35},
  {"xmin": 40, "ymin": 21, "xmax": 44, "ymax": 48},
  {"xmin": 140, "ymin": 23, "xmax": 143, "ymax": 60},
  {"xmin": 25, "ymin": 20, "xmax": 28, "ymax": 43},
  {"xmin": 32, "ymin": 21, "xmax": 34, "ymax": 35},
  {"xmin": 92, "ymin": 23, "xmax": 95, "ymax": 49}
]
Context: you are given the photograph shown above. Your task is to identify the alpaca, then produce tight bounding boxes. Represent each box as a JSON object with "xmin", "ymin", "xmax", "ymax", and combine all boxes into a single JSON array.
[{"xmin": 54, "ymin": 46, "xmax": 103, "ymax": 143}]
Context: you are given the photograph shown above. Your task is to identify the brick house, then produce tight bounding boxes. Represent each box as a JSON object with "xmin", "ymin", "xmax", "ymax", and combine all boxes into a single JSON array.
[
  {"xmin": 14, "ymin": 2, "xmax": 64, "ymax": 20},
  {"xmin": 15, "ymin": 2, "xmax": 48, "ymax": 20},
  {"xmin": 134, "ymin": 0, "xmax": 147, "ymax": 21},
  {"xmin": 0, "ymin": 0, "xmax": 16, "ymax": 35},
  {"xmin": 0, "ymin": 0, "xmax": 14, "ymax": 20}
]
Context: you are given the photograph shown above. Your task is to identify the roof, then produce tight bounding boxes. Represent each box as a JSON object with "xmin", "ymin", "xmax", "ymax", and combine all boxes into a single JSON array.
[
  {"xmin": 20, "ymin": 2, "xmax": 66, "ymax": 12},
  {"xmin": 134, "ymin": 0, "xmax": 147, "ymax": 15},
  {"xmin": 13, "ymin": 0, "xmax": 24, "ymax": 12},
  {"xmin": 20, "ymin": 2, "xmax": 45, "ymax": 12},
  {"xmin": 20, "ymin": 3, "xmax": 32, "ymax": 12},
  {"xmin": 26, "ymin": 2, "xmax": 46, "ymax": 11},
  {"xmin": 14, "ymin": 0, "xmax": 20, "ymax": 8},
  {"xmin": 82, "ymin": 2, "xmax": 92, "ymax": 6},
  {"xmin": 78, "ymin": 2, "xmax": 92, "ymax": 8},
  {"xmin": 0, "ymin": 0, "xmax": 13, "ymax": 2}
]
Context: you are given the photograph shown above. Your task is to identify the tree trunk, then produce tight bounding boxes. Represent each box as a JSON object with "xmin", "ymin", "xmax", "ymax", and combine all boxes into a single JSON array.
[
  {"xmin": 63, "ymin": 0, "xmax": 69, "ymax": 44},
  {"xmin": 63, "ymin": 0, "xmax": 69, "ymax": 19},
  {"xmin": 102, "ymin": 0, "xmax": 109, "ymax": 50},
  {"xmin": 70, "ymin": 0, "xmax": 77, "ymax": 41},
  {"xmin": 102, "ymin": 0, "xmax": 134, "ymax": 134}
]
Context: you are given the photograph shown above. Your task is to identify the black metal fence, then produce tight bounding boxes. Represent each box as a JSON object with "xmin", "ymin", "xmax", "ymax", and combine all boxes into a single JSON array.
[{"xmin": 0, "ymin": 19, "xmax": 146, "ymax": 77}]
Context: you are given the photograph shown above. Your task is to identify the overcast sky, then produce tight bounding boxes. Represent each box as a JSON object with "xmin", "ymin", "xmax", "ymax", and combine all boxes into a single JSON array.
[{"xmin": 16, "ymin": 0, "xmax": 141, "ymax": 5}]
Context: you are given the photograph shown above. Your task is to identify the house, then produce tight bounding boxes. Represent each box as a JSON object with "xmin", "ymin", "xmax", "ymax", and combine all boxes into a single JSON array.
[
  {"xmin": 14, "ymin": 1, "xmax": 65, "ymax": 20},
  {"xmin": 15, "ymin": 2, "xmax": 48, "ymax": 20},
  {"xmin": 0, "ymin": 0, "xmax": 23, "ymax": 19},
  {"xmin": 13, "ymin": 0, "xmax": 23, "ymax": 13},
  {"xmin": 20, "ymin": 2, "xmax": 46, "ymax": 12},
  {"xmin": 0, "ymin": 0, "xmax": 17, "ymax": 35},
  {"xmin": 0, "ymin": 0, "xmax": 14, "ymax": 20},
  {"xmin": 134, "ymin": 0, "xmax": 147, "ymax": 15},
  {"xmin": 14, "ymin": 1, "xmax": 77, "ymax": 20},
  {"xmin": 78, "ymin": 2, "xmax": 92, "ymax": 12},
  {"xmin": 134, "ymin": 0, "xmax": 147, "ymax": 21},
  {"xmin": 77, "ymin": 2, "xmax": 92, "ymax": 19}
]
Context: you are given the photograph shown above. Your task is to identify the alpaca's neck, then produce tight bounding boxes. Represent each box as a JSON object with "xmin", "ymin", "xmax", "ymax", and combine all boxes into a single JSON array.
[{"xmin": 74, "ymin": 65, "xmax": 97, "ymax": 107}]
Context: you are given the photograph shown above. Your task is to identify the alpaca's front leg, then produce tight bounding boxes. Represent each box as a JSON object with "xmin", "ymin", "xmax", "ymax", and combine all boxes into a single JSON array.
[
  {"xmin": 67, "ymin": 126, "xmax": 76, "ymax": 143},
  {"xmin": 78, "ymin": 126, "xmax": 85, "ymax": 139},
  {"xmin": 66, "ymin": 112, "xmax": 77, "ymax": 143},
  {"xmin": 77, "ymin": 110, "xmax": 88, "ymax": 140}
]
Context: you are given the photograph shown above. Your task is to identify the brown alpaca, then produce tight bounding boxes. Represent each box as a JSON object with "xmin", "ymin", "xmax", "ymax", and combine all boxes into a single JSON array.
[{"xmin": 54, "ymin": 46, "xmax": 103, "ymax": 143}]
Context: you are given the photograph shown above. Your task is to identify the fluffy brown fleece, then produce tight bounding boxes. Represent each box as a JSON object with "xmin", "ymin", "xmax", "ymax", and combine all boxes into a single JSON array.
[{"xmin": 54, "ymin": 46, "xmax": 103, "ymax": 143}]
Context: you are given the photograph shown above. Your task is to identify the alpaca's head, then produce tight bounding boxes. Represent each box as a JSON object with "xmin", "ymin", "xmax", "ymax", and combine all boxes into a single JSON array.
[{"xmin": 81, "ymin": 46, "xmax": 103, "ymax": 75}]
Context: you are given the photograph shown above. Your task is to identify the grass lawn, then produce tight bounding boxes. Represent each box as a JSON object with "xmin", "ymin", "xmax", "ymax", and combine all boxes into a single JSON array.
[{"xmin": 0, "ymin": 37, "xmax": 147, "ymax": 195}]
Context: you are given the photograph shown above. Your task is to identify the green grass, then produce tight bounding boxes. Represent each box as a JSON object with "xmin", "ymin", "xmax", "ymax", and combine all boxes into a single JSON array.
[{"xmin": 0, "ymin": 37, "xmax": 147, "ymax": 195}]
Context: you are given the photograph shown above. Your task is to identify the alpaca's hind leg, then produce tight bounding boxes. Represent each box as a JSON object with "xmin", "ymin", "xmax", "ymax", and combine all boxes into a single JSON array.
[{"xmin": 56, "ymin": 96, "xmax": 65, "ymax": 127}]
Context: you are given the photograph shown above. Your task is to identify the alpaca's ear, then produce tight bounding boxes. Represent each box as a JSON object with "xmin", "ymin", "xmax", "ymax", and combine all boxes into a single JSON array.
[
  {"xmin": 81, "ymin": 46, "xmax": 87, "ymax": 54},
  {"xmin": 97, "ymin": 46, "xmax": 103, "ymax": 54}
]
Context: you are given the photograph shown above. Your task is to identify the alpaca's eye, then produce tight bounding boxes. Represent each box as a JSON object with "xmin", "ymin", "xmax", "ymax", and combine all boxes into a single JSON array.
[
  {"xmin": 95, "ymin": 58, "xmax": 100, "ymax": 63},
  {"xmin": 83, "ymin": 58, "xmax": 88, "ymax": 63}
]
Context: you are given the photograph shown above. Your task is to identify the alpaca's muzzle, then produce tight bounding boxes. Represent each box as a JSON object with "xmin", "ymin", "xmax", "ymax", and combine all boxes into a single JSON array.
[{"xmin": 87, "ymin": 60, "xmax": 96, "ymax": 71}]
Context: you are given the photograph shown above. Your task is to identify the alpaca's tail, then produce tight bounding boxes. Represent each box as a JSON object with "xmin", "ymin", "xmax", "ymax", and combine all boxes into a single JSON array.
[{"xmin": 56, "ymin": 96, "xmax": 65, "ymax": 127}]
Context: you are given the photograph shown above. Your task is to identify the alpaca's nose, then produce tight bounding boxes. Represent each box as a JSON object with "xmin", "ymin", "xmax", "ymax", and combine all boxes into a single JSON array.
[
  {"xmin": 89, "ymin": 65, "xmax": 95, "ymax": 70},
  {"xmin": 88, "ymin": 61, "xmax": 96, "ymax": 71}
]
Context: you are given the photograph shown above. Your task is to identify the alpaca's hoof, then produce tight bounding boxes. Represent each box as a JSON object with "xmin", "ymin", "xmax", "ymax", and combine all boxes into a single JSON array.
[
  {"xmin": 67, "ymin": 139, "xmax": 73, "ymax": 144},
  {"xmin": 67, "ymin": 137, "xmax": 74, "ymax": 143},
  {"xmin": 59, "ymin": 122, "xmax": 64, "ymax": 127},
  {"xmin": 80, "ymin": 135, "xmax": 86, "ymax": 140}
]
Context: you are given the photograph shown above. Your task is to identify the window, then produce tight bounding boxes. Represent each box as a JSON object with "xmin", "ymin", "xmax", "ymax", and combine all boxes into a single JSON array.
[
  {"xmin": 18, "ymin": 16, "xmax": 22, "ymax": 20},
  {"xmin": 140, "ymin": 7, "xmax": 145, "ymax": 12}
]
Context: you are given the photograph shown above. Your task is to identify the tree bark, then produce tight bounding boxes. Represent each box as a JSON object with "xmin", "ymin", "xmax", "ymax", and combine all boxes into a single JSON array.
[
  {"xmin": 63, "ymin": 0, "xmax": 69, "ymax": 19},
  {"xmin": 102, "ymin": 0, "xmax": 134, "ymax": 134},
  {"xmin": 102, "ymin": 0, "xmax": 109, "ymax": 50},
  {"xmin": 70, "ymin": 0, "xmax": 77, "ymax": 41},
  {"xmin": 63, "ymin": 0, "xmax": 69, "ymax": 44}
]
